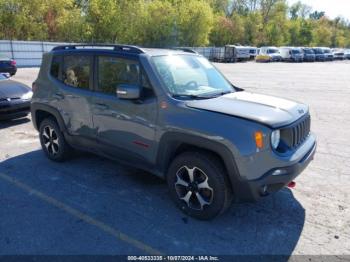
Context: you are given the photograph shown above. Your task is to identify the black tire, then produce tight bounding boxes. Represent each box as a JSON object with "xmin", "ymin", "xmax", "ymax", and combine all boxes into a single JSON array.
[
  {"xmin": 166, "ymin": 151, "xmax": 233, "ymax": 220},
  {"xmin": 39, "ymin": 117, "xmax": 72, "ymax": 162}
]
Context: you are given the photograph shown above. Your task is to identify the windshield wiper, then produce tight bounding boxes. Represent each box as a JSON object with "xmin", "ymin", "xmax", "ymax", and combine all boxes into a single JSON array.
[
  {"xmin": 202, "ymin": 91, "xmax": 233, "ymax": 98},
  {"xmin": 171, "ymin": 94, "xmax": 214, "ymax": 100},
  {"xmin": 172, "ymin": 90, "xmax": 235, "ymax": 100}
]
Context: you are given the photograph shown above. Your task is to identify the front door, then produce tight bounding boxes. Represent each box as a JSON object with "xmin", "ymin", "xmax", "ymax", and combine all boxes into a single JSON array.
[{"xmin": 91, "ymin": 55, "xmax": 158, "ymax": 166}]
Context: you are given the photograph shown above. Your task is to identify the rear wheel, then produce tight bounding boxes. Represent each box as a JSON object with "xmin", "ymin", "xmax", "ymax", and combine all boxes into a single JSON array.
[
  {"xmin": 167, "ymin": 152, "xmax": 233, "ymax": 220},
  {"xmin": 39, "ymin": 118, "xmax": 72, "ymax": 162}
]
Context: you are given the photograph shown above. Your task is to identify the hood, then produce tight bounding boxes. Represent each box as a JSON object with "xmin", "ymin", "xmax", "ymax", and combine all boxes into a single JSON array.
[
  {"xmin": 186, "ymin": 92, "xmax": 308, "ymax": 128},
  {"xmin": 0, "ymin": 79, "xmax": 31, "ymax": 98}
]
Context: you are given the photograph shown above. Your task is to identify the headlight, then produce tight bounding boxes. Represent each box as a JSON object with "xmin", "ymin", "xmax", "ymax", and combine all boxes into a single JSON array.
[
  {"xmin": 271, "ymin": 130, "xmax": 280, "ymax": 149},
  {"xmin": 21, "ymin": 91, "xmax": 33, "ymax": 100}
]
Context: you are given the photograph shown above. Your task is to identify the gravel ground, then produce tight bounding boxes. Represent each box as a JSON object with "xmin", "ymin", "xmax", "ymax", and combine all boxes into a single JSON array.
[{"xmin": 1, "ymin": 61, "xmax": 350, "ymax": 257}]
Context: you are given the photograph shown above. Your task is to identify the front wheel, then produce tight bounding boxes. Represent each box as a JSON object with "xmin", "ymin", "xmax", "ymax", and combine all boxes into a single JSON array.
[{"xmin": 167, "ymin": 152, "xmax": 233, "ymax": 220}]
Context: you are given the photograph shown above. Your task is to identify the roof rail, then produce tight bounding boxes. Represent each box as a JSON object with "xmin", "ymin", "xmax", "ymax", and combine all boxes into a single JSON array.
[
  {"xmin": 52, "ymin": 44, "xmax": 145, "ymax": 54},
  {"xmin": 172, "ymin": 47, "xmax": 198, "ymax": 54}
]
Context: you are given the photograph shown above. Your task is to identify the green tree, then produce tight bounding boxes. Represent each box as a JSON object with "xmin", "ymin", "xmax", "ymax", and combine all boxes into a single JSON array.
[
  {"xmin": 298, "ymin": 20, "xmax": 314, "ymax": 46},
  {"xmin": 176, "ymin": 0, "xmax": 214, "ymax": 46},
  {"xmin": 209, "ymin": 15, "xmax": 244, "ymax": 45},
  {"xmin": 311, "ymin": 17, "xmax": 332, "ymax": 46},
  {"xmin": 141, "ymin": 0, "xmax": 176, "ymax": 47},
  {"xmin": 85, "ymin": 0, "xmax": 119, "ymax": 43},
  {"xmin": 262, "ymin": 1, "xmax": 289, "ymax": 46}
]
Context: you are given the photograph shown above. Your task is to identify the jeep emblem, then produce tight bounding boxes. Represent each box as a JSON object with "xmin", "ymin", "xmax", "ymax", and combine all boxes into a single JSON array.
[{"xmin": 298, "ymin": 109, "xmax": 304, "ymax": 114}]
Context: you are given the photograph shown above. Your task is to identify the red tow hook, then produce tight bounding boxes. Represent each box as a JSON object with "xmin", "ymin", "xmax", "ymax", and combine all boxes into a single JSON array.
[{"xmin": 287, "ymin": 181, "xmax": 296, "ymax": 188}]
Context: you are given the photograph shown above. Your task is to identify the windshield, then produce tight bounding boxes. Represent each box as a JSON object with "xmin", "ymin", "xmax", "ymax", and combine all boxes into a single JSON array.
[
  {"xmin": 152, "ymin": 55, "xmax": 234, "ymax": 97},
  {"xmin": 267, "ymin": 49, "xmax": 279, "ymax": 54},
  {"xmin": 314, "ymin": 49, "xmax": 323, "ymax": 54},
  {"xmin": 323, "ymin": 49, "xmax": 330, "ymax": 53},
  {"xmin": 292, "ymin": 49, "xmax": 301, "ymax": 54},
  {"xmin": 303, "ymin": 49, "xmax": 314, "ymax": 54}
]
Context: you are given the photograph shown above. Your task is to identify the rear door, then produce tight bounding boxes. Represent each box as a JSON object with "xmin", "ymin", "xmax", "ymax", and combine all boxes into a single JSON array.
[
  {"xmin": 91, "ymin": 55, "xmax": 158, "ymax": 166},
  {"xmin": 51, "ymin": 53, "xmax": 95, "ymax": 139}
]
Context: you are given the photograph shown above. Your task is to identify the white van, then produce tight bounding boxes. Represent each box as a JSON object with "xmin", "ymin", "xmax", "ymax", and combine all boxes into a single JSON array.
[
  {"xmin": 279, "ymin": 47, "xmax": 303, "ymax": 62},
  {"xmin": 259, "ymin": 46, "xmax": 282, "ymax": 62}
]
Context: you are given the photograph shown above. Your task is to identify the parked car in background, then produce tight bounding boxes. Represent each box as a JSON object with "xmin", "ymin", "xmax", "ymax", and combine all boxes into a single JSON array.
[
  {"xmin": 0, "ymin": 73, "xmax": 32, "ymax": 120},
  {"xmin": 345, "ymin": 49, "xmax": 350, "ymax": 60},
  {"xmin": 0, "ymin": 54, "xmax": 17, "ymax": 76},
  {"xmin": 332, "ymin": 49, "xmax": 345, "ymax": 60},
  {"xmin": 210, "ymin": 47, "xmax": 225, "ymax": 62},
  {"xmin": 255, "ymin": 53, "xmax": 271, "ymax": 62},
  {"xmin": 31, "ymin": 44, "xmax": 316, "ymax": 220},
  {"xmin": 279, "ymin": 47, "xmax": 303, "ymax": 62},
  {"xmin": 320, "ymin": 47, "xmax": 334, "ymax": 61},
  {"xmin": 248, "ymin": 46, "xmax": 258, "ymax": 60},
  {"xmin": 312, "ymin": 48, "xmax": 326, "ymax": 62},
  {"xmin": 224, "ymin": 45, "xmax": 251, "ymax": 62},
  {"xmin": 301, "ymin": 48, "xmax": 316, "ymax": 62},
  {"xmin": 258, "ymin": 46, "xmax": 282, "ymax": 62}
]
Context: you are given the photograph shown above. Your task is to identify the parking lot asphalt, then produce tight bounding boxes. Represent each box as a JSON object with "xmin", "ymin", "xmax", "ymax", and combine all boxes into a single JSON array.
[{"xmin": 1, "ymin": 62, "xmax": 350, "ymax": 256}]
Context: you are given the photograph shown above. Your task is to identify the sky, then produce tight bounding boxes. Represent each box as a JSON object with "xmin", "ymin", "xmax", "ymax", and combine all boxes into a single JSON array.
[{"xmin": 288, "ymin": 0, "xmax": 350, "ymax": 20}]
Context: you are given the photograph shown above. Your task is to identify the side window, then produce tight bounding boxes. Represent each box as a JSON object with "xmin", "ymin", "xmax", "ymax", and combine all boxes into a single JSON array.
[
  {"xmin": 62, "ymin": 56, "xmax": 91, "ymax": 89},
  {"xmin": 98, "ymin": 56, "xmax": 140, "ymax": 94},
  {"xmin": 50, "ymin": 56, "xmax": 61, "ymax": 79}
]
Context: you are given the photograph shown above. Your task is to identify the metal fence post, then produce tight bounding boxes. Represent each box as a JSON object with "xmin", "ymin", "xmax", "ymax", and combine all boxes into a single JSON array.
[{"xmin": 10, "ymin": 40, "xmax": 14, "ymax": 60}]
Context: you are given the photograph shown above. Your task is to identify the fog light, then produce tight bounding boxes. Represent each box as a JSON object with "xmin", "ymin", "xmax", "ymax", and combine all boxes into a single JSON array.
[{"xmin": 260, "ymin": 185, "xmax": 269, "ymax": 196}]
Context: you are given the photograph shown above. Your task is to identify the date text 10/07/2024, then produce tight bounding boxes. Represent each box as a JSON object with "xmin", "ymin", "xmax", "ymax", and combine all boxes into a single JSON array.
[{"xmin": 127, "ymin": 256, "xmax": 219, "ymax": 261}]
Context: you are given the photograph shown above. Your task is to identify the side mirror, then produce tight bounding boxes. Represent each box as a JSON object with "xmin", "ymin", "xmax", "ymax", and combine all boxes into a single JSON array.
[{"xmin": 116, "ymin": 84, "xmax": 141, "ymax": 100}]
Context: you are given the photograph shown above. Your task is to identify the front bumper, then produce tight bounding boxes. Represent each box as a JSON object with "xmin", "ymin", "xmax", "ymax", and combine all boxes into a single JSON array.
[
  {"xmin": 0, "ymin": 100, "xmax": 30, "ymax": 120},
  {"xmin": 236, "ymin": 140, "xmax": 316, "ymax": 201},
  {"xmin": 271, "ymin": 56, "xmax": 281, "ymax": 62},
  {"xmin": 0, "ymin": 66, "xmax": 17, "ymax": 75},
  {"xmin": 304, "ymin": 56, "xmax": 315, "ymax": 62}
]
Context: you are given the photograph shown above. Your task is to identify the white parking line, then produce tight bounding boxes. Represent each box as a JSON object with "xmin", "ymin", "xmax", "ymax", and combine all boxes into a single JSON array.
[{"xmin": 0, "ymin": 172, "xmax": 164, "ymax": 255}]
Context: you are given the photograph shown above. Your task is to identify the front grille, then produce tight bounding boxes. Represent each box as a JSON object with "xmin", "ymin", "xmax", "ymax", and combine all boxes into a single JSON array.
[{"xmin": 280, "ymin": 115, "xmax": 311, "ymax": 149}]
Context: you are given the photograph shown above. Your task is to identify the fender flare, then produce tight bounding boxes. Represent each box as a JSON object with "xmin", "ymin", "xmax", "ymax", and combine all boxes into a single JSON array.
[
  {"xmin": 156, "ymin": 131, "xmax": 244, "ymax": 193},
  {"xmin": 31, "ymin": 102, "xmax": 67, "ymax": 132}
]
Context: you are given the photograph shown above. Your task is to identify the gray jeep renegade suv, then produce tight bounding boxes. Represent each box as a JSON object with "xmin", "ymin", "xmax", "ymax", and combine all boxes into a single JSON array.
[{"xmin": 31, "ymin": 44, "xmax": 316, "ymax": 220}]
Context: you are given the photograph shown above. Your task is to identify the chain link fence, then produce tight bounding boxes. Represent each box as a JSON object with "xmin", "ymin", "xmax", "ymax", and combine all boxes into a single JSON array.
[{"xmin": 0, "ymin": 40, "xmax": 246, "ymax": 67}]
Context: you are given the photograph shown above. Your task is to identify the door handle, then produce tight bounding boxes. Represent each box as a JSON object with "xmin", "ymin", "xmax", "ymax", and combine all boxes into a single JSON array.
[
  {"xmin": 94, "ymin": 103, "xmax": 108, "ymax": 110},
  {"xmin": 53, "ymin": 93, "xmax": 64, "ymax": 100}
]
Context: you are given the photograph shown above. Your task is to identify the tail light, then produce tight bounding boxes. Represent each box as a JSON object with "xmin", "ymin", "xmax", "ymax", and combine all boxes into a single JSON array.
[
  {"xmin": 287, "ymin": 181, "xmax": 296, "ymax": 188},
  {"xmin": 10, "ymin": 60, "xmax": 16, "ymax": 66}
]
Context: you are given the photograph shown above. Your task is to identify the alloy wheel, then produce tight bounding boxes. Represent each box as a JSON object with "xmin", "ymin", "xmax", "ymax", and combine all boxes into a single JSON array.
[
  {"xmin": 42, "ymin": 125, "xmax": 59, "ymax": 156},
  {"xmin": 174, "ymin": 166, "xmax": 214, "ymax": 210}
]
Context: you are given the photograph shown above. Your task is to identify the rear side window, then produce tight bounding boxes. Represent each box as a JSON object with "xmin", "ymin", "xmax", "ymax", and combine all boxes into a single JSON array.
[
  {"xmin": 62, "ymin": 56, "xmax": 91, "ymax": 89},
  {"xmin": 50, "ymin": 56, "xmax": 61, "ymax": 79},
  {"xmin": 97, "ymin": 56, "xmax": 139, "ymax": 94}
]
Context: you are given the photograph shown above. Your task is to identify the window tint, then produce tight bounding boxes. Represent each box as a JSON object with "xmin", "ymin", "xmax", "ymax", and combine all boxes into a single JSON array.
[
  {"xmin": 50, "ymin": 56, "xmax": 61, "ymax": 79},
  {"xmin": 62, "ymin": 56, "xmax": 91, "ymax": 89},
  {"xmin": 98, "ymin": 56, "xmax": 139, "ymax": 94}
]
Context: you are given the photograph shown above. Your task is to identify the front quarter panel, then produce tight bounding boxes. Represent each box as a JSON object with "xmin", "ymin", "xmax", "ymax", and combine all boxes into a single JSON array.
[{"xmin": 156, "ymin": 101, "xmax": 271, "ymax": 180}]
